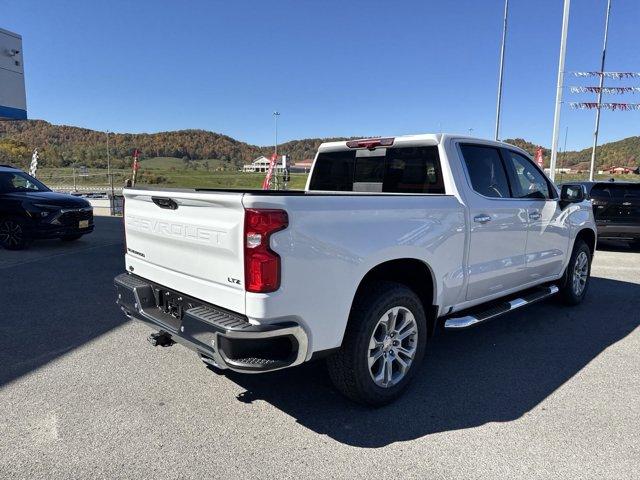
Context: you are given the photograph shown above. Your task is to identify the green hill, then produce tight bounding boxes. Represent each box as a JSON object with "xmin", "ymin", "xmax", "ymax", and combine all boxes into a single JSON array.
[
  {"xmin": 0, "ymin": 119, "xmax": 352, "ymax": 170},
  {"xmin": 1, "ymin": 119, "xmax": 638, "ymax": 171},
  {"xmin": 503, "ymin": 136, "xmax": 640, "ymax": 170}
]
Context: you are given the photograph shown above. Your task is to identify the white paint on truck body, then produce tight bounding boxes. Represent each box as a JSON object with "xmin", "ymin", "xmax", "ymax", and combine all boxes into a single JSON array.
[{"xmin": 122, "ymin": 133, "xmax": 596, "ymax": 358}]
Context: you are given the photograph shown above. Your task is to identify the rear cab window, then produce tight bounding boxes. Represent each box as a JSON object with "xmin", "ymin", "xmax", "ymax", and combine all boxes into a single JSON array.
[{"xmin": 308, "ymin": 145, "xmax": 445, "ymax": 194}]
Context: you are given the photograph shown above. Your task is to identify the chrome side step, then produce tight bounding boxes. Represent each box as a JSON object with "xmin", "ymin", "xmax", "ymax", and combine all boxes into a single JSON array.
[{"xmin": 444, "ymin": 285, "xmax": 559, "ymax": 330}]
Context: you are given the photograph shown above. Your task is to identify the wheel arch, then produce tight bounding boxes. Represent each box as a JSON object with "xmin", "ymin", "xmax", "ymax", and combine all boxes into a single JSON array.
[
  {"xmin": 574, "ymin": 227, "xmax": 596, "ymax": 257},
  {"xmin": 348, "ymin": 258, "xmax": 438, "ymax": 339}
]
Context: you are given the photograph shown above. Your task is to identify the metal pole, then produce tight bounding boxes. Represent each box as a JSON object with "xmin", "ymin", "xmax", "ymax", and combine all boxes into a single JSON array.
[
  {"xmin": 589, "ymin": 0, "xmax": 612, "ymax": 181},
  {"xmin": 560, "ymin": 126, "xmax": 569, "ymax": 182},
  {"xmin": 106, "ymin": 130, "xmax": 110, "ymax": 178},
  {"xmin": 273, "ymin": 111, "xmax": 279, "ymax": 157},
  {"xmin": 495, "ymin": 0, "xmax": 509, "ymax": 141},
  {"xmin": 549, "ymin": 0, "xmax": 571, "ymax": 182},
  {"xmin": 273, "ymin": 111, "xmax": 280, "ymax": 190}
]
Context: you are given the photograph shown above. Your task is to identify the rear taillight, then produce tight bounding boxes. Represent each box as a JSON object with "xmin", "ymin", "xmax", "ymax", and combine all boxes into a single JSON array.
[{"xmin": 244, "ymin": 208, "xmax": 288, "ymax": 293}]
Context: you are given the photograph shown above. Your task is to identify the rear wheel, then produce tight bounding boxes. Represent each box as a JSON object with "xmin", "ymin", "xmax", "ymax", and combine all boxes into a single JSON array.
[
  {"xmin": 558, "ymin": 240, "xmax": 592, "ymax": 305},
  {"xmin": 326, "ymin": 281, "xmax": 427, "ymax": 406},
  {"xmin": 0, "ymin": 218, "xmax": 31, "ymax": 250}
]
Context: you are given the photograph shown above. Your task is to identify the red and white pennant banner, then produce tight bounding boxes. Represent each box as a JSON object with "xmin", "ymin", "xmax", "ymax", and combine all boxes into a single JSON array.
[
  {"xmin": 570, "ymin": 86, "xmax": 640, "ymax": 94},
  {"xmin": 569, "ymin": 102, "xmax": 640, "ymax": 111},
  {"xmin": 572, "ymin": 71, "xmax": 640, "ymax": 79}
]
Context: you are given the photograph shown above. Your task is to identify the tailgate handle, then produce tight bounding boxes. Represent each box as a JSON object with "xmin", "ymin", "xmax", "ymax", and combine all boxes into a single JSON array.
[{"xmin": 151, "ymin": 197, "xmax": 178, "ymax": 210}]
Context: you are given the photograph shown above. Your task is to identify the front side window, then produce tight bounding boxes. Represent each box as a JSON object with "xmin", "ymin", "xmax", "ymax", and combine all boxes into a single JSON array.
[
  {"xmin": 308, "ymin": 146, "xmax": 444, "ymax": 194},
  {"xmin": 459, "ymin": 145, "xmax": 511, "ymax": 198},
  {"xmin": 0, "ymin": 171, "xmax": 50, "ymax": 193},
  {"xmin": 503, "ymin": 151, "xmax": 551, "ymax": 200}
]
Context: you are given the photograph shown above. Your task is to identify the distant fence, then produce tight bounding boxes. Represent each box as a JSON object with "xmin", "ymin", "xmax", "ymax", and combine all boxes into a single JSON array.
[{"xmin": 50, "ymin": 185, "xmax": 123, "ymax": 194}]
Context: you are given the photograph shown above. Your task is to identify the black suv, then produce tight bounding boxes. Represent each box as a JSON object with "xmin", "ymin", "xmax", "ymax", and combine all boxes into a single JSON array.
[
  {"xmin": 0, "ymin": 165, "xmax": 94, "ymax": 250},
  {"xmin": 571, "ymin": 180, "xmax": 640, "ymax": 248}
]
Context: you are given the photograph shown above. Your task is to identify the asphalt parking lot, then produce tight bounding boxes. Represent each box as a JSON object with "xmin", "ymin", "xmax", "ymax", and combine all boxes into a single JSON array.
[{"xmin": 1, "ymin": 216, "xmax": 638, "ymax": 479}]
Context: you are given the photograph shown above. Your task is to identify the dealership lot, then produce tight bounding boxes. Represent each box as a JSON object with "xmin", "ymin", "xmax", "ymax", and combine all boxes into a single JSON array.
[{"xmin": 1, "ymin": 217, "xmax": 638, "ymax": 479}]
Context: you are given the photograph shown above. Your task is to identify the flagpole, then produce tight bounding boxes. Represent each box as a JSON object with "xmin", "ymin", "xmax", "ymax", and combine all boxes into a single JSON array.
[
  {"xmin": 549, "ymin": 0, "xmax": 571, "ymax": 182},
  {"xmin": 589, "ymin": 0, "xmax": 612, "ymax": 181},
  {"xmin": 494, "ymin": 0, "xmax": 509, "ymax": 141}
]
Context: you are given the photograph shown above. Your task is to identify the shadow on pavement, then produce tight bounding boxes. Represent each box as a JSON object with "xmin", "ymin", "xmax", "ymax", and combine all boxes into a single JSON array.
[
  {"xmin": 225, "ymin": 276, "xmax": 639, "ymax": 447},
  {"xmin": 0, "ymin": 217, "xmax": 126, "ymax": 386}
]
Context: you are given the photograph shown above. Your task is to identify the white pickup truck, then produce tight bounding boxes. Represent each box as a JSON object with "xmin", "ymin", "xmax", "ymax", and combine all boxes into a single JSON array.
[{"xmin": 115, "ymin": 134, "xmax": 596, "ymax": 405}]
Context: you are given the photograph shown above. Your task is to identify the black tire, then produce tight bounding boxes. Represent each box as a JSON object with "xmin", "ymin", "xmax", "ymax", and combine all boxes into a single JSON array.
[
  {"xmin": 0, "ymin": 217, "xmax": 31, "ymax": 250},
  {"xmin": 61, "ymin": 234, "xmax": 83, "ymax": 241},
  {"xmin": 558, "ymin": 240, "xmax": 592, "ymax": 305},
  {"xmin": 629, "ymin": 239, "xmax": 640, "ymax": 251},
  {"xmin": 326, "ymin": 281, "xmax": 428, "ymax": 406}
]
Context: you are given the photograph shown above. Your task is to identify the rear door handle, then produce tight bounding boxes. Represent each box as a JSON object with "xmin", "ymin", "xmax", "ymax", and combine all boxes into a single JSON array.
[{"xmin": 474, "ymin": 214, "xmax": 492, "ymax": 224}]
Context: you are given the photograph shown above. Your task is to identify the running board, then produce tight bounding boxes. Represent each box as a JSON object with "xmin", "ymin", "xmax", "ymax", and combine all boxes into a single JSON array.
[{"xmin": 444, "ymin": 285, "xmax": 559, "ymax": 330}]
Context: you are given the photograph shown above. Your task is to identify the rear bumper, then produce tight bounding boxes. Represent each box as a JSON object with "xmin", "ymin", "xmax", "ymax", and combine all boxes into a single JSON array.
[{"xmin": 114, "ymin": 273, "xmax": 308, "ymax": 373}]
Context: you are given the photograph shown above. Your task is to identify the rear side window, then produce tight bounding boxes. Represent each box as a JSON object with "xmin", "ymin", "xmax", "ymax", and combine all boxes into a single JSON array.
[
  {"xmin": 592, "ymin": 183, "xmax": 640, "ymax": 199},
  {"xmin": 308, "ymin": 146, "xmax": 445, "ymax": 194},
  {"xmin": 459, "ymin": 145, "xmax": 511, "ymax": 198},
  {"xmin": 590, "ymin": 184, "xmax": 613, "ymax": 198}
]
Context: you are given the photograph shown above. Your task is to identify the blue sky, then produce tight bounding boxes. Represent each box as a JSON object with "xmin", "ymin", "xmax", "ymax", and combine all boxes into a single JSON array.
[{"xmin": 4, "ymin": 0, "xmax": 640, "ymax": 149}]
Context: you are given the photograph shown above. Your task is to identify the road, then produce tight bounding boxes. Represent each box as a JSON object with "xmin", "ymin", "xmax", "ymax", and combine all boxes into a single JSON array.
[{"xmin": 1, "ymin": 217, "xmax": 638, "ymax": 479}]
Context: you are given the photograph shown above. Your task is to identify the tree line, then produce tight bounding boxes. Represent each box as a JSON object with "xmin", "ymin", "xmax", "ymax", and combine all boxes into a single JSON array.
[{"xmin": 1, "ymin": 119, "xmax": 638, "ymax": 171}]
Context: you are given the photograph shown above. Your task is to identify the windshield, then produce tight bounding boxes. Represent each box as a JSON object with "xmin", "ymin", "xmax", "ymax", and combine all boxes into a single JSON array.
[{"xmin": 0, "ymin": 171, "xmax": 51, "ymax": 193}]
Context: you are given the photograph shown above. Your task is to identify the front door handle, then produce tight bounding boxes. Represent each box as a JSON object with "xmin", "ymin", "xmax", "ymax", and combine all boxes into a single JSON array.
[
  {"xmin": 474, "ymin": 214, "xmax": 492, "ymax": 224},
  {"xmin": 529, "ymin": 211, "xmax": 541, "ymax": 221}
]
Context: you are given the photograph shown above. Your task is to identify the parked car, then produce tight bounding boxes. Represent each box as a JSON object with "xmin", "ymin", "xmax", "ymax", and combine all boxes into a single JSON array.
[
  {"xmin": 567, "ymin": 180, "xmax": 639, "ymax": 248},
  {"xmin": 114, "ymin": 134, "xmax": 596, "ymax": 405},
  {"xmin": 0, "ymin": 165, "xmax": 94, "ymax": 250}
]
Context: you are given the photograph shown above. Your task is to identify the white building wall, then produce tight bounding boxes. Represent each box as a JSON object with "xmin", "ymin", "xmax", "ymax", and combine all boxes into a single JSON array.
[{"xmin": 0, "ymin": 28, "xmax": 26, "ymax": 120}]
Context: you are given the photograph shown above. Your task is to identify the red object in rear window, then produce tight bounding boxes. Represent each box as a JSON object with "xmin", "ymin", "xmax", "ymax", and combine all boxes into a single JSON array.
[
  {"xmin": 346, "ymin": 137, "xmax": 394, "ymax": 149},
  {"xmin": 244, "ymin": 209, "xmax": 288, "ymax": 293}
]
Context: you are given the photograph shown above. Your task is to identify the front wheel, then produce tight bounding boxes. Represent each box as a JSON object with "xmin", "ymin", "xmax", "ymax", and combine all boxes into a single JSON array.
[
  {"xmin": 0, "ymin": 218, "xmax": 31, "ymax": 250},
  {"xmin": 326, "ymin": 281, "xmax": 427, "ymax": 406},
  {"xmin": 558, "ymin": 240, "xmax": 592, "ymax": 305}
]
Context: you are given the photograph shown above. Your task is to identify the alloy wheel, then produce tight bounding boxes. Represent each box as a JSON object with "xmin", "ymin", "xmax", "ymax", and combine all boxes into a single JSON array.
[
  {"xmin": 0, "ymin": 220, "xmax": 23, "ymax": 248},
  {"xmin": 367, "ymin": 306, "xmax": 418, "ymax": 388},
  {"xmin": 572, "ymin": 251, "xmax": 589, "ymax": 296}
]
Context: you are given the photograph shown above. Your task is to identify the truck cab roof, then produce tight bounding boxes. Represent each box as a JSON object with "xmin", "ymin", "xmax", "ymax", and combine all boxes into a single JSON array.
[{"xmin": 318, "ymin": 133, "xmax": 531, "ymax": 158}]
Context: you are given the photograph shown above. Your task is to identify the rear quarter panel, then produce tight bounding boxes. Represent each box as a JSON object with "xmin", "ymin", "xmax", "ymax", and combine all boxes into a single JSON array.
[{"xmin": 242, "ymin": 193, "xmax": 466, "ymax": 354}]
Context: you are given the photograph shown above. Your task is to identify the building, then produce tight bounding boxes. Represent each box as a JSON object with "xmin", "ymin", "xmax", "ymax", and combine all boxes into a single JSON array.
[
  {"xmin": 0, "ymin": 28, "xmax": 26, "ymax": 120},
  {"xmin": 608, "ymin": 166, "xmax": 635, "ymax": 175},
  {"xmin": 242, "ymin": 155, "xmax": 287, "ymax": 173},
  {"xmin": 291, "ymin": 159, "xmax": 314, "ymax": 173}
]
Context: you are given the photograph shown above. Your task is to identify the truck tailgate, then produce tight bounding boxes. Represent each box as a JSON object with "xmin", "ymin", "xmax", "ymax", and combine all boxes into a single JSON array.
[{"xmin": 123, "ymin": 188, "xmax": 246, "ymax": 314}]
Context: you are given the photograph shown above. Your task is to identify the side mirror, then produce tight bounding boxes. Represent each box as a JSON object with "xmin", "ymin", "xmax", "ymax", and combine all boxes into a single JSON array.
[{"xmin": 560, "ymin": 184, "xmax": 585, "ymax": 207}]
